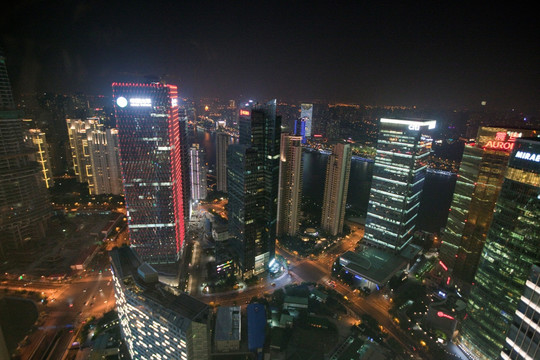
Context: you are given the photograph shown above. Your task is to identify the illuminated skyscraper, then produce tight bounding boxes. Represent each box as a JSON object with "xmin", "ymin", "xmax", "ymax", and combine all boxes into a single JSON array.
[
  {"xmin": 25, "ymin": 129, "xmax": 54, "ymax": 189},
  {"xmin": 228, "ymin": 100, "xmax": 281, "ymax": 276},
  {"xmin": 321, "ymin": 143, "xmax": 352, "ymax": 236},
  {"xmin": 277, "ymin": 133, "xmax": 303, "ymax": 237},
  {"xmin": 189, "ymin": 143, "xmax": 207, "ymax": 201},
  {"xmin": 66, "ymin": 118, "xmax": 99, "ymax": 191},
  {"xmin": 112, "ymin": 82, "xmax": 187, "ymax": 265},
  {"xmin": 363, "ymin": 118, "xmax": 435, "ymax": 252},
  {"xmin": 300, "ymin": 103, "xmax": 313, "ymax": 138},
  {"xmin": 0, "ymin": 48, "xmax": 50, "ymax": 258},
  {"xmin": 66, "ymin": 118, "xmax": 123, "ymax": 195},
  {"xmin": 459, "ymin": 137, "xmax": 540, "ymax": 360},
  {"xmin": 501, "ymin": 263, "xmax": 540, "ymax": 360},
  {"xmin": 294, "ymin": 118, "xmax": 307, "ymax": 144},
  {"xmin": 216, "ymin": 132, "xmax": 230, "ymax": 192},
  {"xmin": 440, "ymin": 127, "xmax": 538, "ymax": 284},
  {"xmin": 110, "ymin": 246, "xmax": 210, "ymax": 360},
  {"xmin": 87, "ymin": 127, "xmax": 123, "ymax": 195}
]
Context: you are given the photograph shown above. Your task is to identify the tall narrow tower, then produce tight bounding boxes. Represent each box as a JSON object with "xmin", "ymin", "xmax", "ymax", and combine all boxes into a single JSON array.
[
  {"xmin": 87, "ymin": 127, "xmax": 123, "ymax": 195},
  {"xmin": 321, "ymin": 143, "xmax": 352, "ymax": 236},
  {"xmin": 300, "ymin": 103, "xmax": 313, "ymax": 138},
  {"xmin": 216, "ymin": 132, "xmax": 230, "ymax": 193},
  {"xmin": 190, "ymin": 143, "xmax": 207, "ymax": 201},
  {"xmin": 25, "ymin": 129, "xmax": 54, "ymax": 189},
  {"xmin": 112, "ymin": 82, "xmax": 187, "ymax": 266},
  {"xmin": 277, "ymin": 133, "xmax": 303, "ymax": 237},
  {"xmin": 0, "ymin": 48, "xmax": 51, "ymax": 258},
  {"xmin": 228, "ymin": 100, "xmax": 281, "ymax": 277},
  {"xmin": 363, "ymin": 118, "xmax": 435, "ymax": 252}
]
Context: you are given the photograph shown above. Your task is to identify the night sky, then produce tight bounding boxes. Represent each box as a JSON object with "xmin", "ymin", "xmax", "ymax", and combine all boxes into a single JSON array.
[{"xmin": 1, "ymin": 1, "xmax": 538, "ymax": 109}]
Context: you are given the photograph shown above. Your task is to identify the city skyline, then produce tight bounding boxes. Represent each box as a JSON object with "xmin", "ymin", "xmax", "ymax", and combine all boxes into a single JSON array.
[
  {"xmin": 1, "ymin": 2, "xmax": 538, "ymax": 110},
  {"xmin": 0, "ymin": 3, "xmax": 539, "ymax": 356}
]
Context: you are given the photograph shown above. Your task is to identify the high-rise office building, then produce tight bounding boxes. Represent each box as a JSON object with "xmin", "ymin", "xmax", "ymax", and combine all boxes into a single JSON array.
[
  {"xmin": 216, "ymin": 132, "xmax": 230, "ymax": 193},
  {"xmin": 363, "ymin": 118, "xmax": 435, "ymax": 252},
  {"xmin": 276, "ymin": 133, "xmax": 303, "ymax": 237},
  {"xmin": 294, "ymin": 118, "xmax": 307, "ymax": 144},
  {"xmin": 0, "ymin": 48, "xmax": 51, "ymax": 259},
  {"xmin": 110, "ymin": 246, "xmax": 210, "ymax": 360},
  {"xmin": 190, "ymin": 143, "xmax": 207, "ymax": 201},
  {"xmin": 501, "ymin": 263, "xmax": 540, "ymax": 360},
  {"xmin": 321, "ymin": 143, "xmax": 352, "ymax": 236},
  {"xmin": 178, "ymin": 106, "xmax": 191, "ymax": 225},
  {"xmin": 227, "ymin": 145, "xmax": 262, "ymax": 275},
  {"xmin": 25, "ymin": 129, "xmax": 54, "ymax": 189},
  {"xmin": 459, "ymin": 137, "xmax": 540, "ymax": 360},
  {"xmin": 300, "ymin": 103, "xmax": 313, "ymax": 138},
  {"xmin": 87, "ymin": 127, "xmax": 123, "ymax": 195},
  {"xmin": 228, "ymin": 100, "xmax": 281, "ymax": 276},
  {"xmin": 440, "ymin": 127, "xmax": 537, "ymax": 284},
  {"xmin": 112, "ymin": 82, "xmax": 187, "ymax": 265}
]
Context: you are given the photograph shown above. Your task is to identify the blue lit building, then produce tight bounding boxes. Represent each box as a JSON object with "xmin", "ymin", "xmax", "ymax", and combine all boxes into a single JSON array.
[
  {"xmin": 247, "ymin": 303, "xmax": 267, "ymax": 355},
  {"xmin": 294, "ymin": 118, "xmax": 306, "ymax": 143}
]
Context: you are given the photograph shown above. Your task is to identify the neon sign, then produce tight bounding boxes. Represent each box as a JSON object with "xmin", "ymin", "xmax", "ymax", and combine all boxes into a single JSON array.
[
  {"xmin": 239, "ymin": 109, "xmax": 250, "ymax": 116},
  {"xmin": 116, "ymin": 96, "xmax": 128, "ymax": 108},
  {"xmin": 515, "ymin": 151, "xmax": 540, "ymax": 162},
  {"xmin": 439, "ymin": 260, "xmax": 448, "ymax": 271},
  {"xmin": 485, "ymin": 131, "xmax": 524, "ymax": 151},
  {"xmin": 437, "ymin": 311, "xmax": 455, "ymax": 320},
  {"xmin": 408, "ymin": 124, "xmax": 420, "ymax": 130},
  {"xmin": 484, "ymin": 141, "xmax": 515, "ymax": 150},
  {"xmin": 129, "ymin": 98, "xmax": 152, "ymax": 107}
]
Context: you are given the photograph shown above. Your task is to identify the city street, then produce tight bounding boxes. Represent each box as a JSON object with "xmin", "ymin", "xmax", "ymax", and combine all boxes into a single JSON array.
[{"xmin": 1, "ymin": 259, "xmax": 115, "ymax": 360}]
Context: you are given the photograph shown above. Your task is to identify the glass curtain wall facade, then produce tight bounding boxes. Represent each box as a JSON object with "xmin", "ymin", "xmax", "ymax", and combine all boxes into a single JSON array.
[
  {"xmin": 459, "ymin": 138, "xmax": 540, "ymax": 360},
  {"xmin": 363, "ymin": 118, "xmax": 435, "ymax": 252},
  {"xmin": 112, "ymin": 82, "xmax": 186, "ymax": 265},
  {"xmin": 501, "ymin": 264, "xmax": 540, "ymax": 360},
  {"xmin": 229, "ymin": 100, "xmax": 281, "ymax": 276},
  {"xmin": 440, "ymin": 127, "xmax": 538, "ymax": 284},
  {"xmin": 227, "ymin": 145, "xmax": 263, "ymax": 275}
]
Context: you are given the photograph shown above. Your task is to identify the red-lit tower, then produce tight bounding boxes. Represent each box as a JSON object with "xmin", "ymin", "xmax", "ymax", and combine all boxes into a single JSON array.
[{"xmin": 112, "ymin": 82, "xmax": 186, "ymax": 265}]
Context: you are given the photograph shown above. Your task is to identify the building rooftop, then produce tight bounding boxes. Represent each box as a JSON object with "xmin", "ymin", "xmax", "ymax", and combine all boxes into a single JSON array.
[
  {"xmin": 247, "ymin": 303, "xmax": 266, "ymax": 351},
  {"xmin": 110, "ymin": 246, "xmax": 209, "ymax": 331},
  {"xmin": 284, "ymin": 296, "xmax": 309, "ymax": 307},
  {"xmin": 215, "ymin": 306, "xmax": 241, "ymax": 342},
  {"xmin": 340, "ymin": 244, "xmax": 421, "ymax": 286}
]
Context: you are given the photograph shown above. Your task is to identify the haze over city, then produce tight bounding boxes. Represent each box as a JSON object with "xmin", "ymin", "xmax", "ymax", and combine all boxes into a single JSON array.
[
  {"xmin": 1, "ymin": 1, "xmax": 538, "ymax": 109},
  {"xmin": 0, "ymin": 2, "xmax": 539, "ymax": 360}
]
